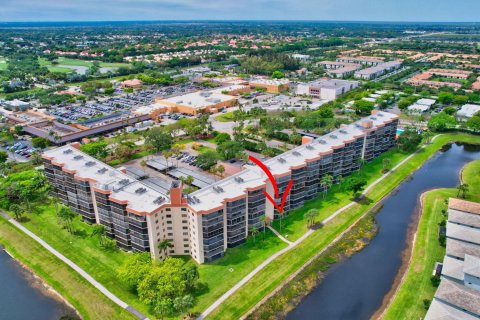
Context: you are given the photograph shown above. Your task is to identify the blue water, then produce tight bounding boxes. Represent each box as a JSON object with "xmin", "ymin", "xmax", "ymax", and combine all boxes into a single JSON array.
[{"xmin": 0, "ymin": 248, "xmax": 76, "ymax": 320}]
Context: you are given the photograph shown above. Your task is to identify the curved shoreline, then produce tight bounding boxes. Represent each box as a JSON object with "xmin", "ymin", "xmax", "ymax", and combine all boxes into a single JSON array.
[
  {"xmin": 375, "ymin": 157, "xmax": 473, "ymax": 319},
  {"xmin": 2, "ymin": 247, "xmax": 81, "ymax": 319}
]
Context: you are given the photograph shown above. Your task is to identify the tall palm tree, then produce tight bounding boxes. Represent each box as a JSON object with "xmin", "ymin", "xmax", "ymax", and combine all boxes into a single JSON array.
[
  {"xmin": 9, "ymin": 203, "xmax": 24, "ymax": 221},
  {"xmin": 304, "ymin": 208, "xmax": 319, "ymax": 228},
  {"xmin": 382, "ymin": 158, "xmax": 391, "ymax": 172},
  {"xmin": 140, "ymin": 160, "xmax": 147, "ymax": 173},
  {"xmin": 91, "ymin": 224, "xmax": 107, "ymax": 247},
  {"xmin": 250, "ymin": 228, "xmax": 260, "ymax": 244},
  {"xmin": 157, "ymin": 239, "xmax": 173, "ymax": 259},
  {"xmin": 320, "ymin": 174, "xmax": 333, "ymax": 199},
  {"xmin": 262, "ymin": 215, "xmax": 271, "ymax": 237},
  {"xmin": 59, "ymin": 207, "xmax": 76, "ymax": 234}
]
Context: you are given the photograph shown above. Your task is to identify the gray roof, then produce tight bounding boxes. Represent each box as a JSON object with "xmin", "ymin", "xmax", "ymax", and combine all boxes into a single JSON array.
[
  {"xmin": 446, "ymin": 222, "xmax": 480, "ymax": 246},
  {"xmin": 425, "ymin": 299, "xmax": 479, "ymax": 320},
  {"xmin": 435, "ymin": 278, "xmax": 480, "ymax": 316},
  {"xmin": 446, "ymin": 238, "xmax": 480, "ymax": 260},
  {"xmin": 449, "ymin": 208, "xmax": 480, "ymax": 229},
  {"xmin": 464, "ymin": 254, "xmax": 480, "ymax": 278},
  {"xmin": 442, "ymin": 256, "xmax": 464, "ymax": 282}
]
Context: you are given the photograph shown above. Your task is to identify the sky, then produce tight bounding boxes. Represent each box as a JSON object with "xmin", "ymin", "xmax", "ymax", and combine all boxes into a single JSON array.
[{"xmin": 0, "ymin": 0, "xmax": 479, "ymax": 22}]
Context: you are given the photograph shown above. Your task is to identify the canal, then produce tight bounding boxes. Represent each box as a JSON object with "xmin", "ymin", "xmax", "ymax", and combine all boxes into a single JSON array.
[
  {"xmin": 0, "ymin": 248, "xmax": 77, "ymax": 320},
  {"xmin": 287, "ymin": 142, "xmax": 480, "ymax": 320}
]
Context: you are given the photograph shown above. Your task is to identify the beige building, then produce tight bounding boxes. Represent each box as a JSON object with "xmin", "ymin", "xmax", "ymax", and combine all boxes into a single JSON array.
[
  {"xmin": 249, "ymin": 78, "xmax": 290, "ymax": 93},
  {"xmin": 154, "ymin": 90, "xmax": 238, "ymax": 115}
]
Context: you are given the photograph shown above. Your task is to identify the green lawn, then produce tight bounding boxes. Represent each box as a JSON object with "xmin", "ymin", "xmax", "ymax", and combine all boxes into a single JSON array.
[
  {"xmin": 0, "ymin": 217, "xmax": 135, "ymax": 320},
  {"xmin": 0, "ymin": 57, "xmax": 7, "ymax": 70},
  {"xmin": 214, "ymin": 112, "xmax": 256, "ymax": 122},
  {"xmin": 383, "ymin": 159, "xmax": 480, "ymax": 320},
  {"xmin": 3, "ymin": 203, "xmax": 154, "ymax": 318},
  {"xmin": 38, "ymin": 57, "xmax": 131, "ymax": 74},
  {"xmin": 205, "ymin": 133, "xmax": 480, "ymax": 319},
  {"xmin": 194, "ymin": 229, "xmax": 287, "ymax": 312}
]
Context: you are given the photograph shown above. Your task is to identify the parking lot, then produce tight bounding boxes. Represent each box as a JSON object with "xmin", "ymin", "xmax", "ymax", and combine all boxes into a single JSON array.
[{"xmin": 1, "ymin": 138, "xmax": 36, "ymax": 162}]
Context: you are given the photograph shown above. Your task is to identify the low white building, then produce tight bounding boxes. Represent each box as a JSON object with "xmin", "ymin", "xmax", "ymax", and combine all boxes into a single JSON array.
[
  {"xmin": 295, "ymin": 78, "xmax": 359, "ymax": 100},
  {"xmin": 407, "ymin": 104, "xmax": 430, "ymax": 114},
  {"xmin": 457, "ymin": 104, "xmax": 480, "ymax": 120}
]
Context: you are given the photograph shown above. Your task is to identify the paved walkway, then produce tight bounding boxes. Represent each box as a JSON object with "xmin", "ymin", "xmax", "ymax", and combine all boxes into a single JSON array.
[
  {"xmin": 0, "ymin": 210, "xmax": 149, "ymax": 320},
  {"xmin": 198, "ymin": 140, "xmax": 434, "ymax": 320},
  {"xmin": 267, "ymin": 225, "xmax": 293, "ymax": 245}
]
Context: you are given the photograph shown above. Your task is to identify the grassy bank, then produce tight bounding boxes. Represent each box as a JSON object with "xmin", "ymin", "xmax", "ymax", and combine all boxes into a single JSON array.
[
  {"xmin": 204, "ymin": 133, "xmax": 480, "ymax": 319},
  {"xmin": 382, "ymin": 159, "xmax": 480, "ymax": 320},
  {"xmin": 1, "ymin": 202, "xmax": 153, "ymax": 318},
  {"xmin": 0, "ymin": 218, "xmax": 134, "ymax": 320},
  {"xmin": 247, "ymin": 213, "xmax": 378, "ymax": 319}
]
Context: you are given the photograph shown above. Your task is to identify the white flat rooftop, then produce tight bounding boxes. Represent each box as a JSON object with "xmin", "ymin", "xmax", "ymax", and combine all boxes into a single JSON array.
[
  {"xmin": 157, "ymin": 90, "xmax": 236, "ymax": 109},
  {"xmin": 458, "ymin": 104, "xmax": 480, "ymax": 118},
  {"xmin": 417, "ymin": 98, "xmax": 437, "ymax": 106},
  {"xmin": 43, "ymin": 145, "xmax": 168, "ymax": 215}
]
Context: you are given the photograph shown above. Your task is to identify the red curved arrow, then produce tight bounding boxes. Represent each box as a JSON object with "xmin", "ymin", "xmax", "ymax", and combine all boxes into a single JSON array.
[
  {"xmin": 249, "ymin": 155, "xmax": 279, "ymax": 198},
  {"xmin": 249, "ymin": 155, "xmax": 293, "ymax": 213}
]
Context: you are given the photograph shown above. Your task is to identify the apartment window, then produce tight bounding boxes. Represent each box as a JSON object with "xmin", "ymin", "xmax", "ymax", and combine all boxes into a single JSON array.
[
  {"xmin": 156, "ymin": 226, "xmax": 159, "ymax": 230},
  {"xmin": 167, "ymin": 221, "xmax": 172, "ymax": 224},
  {"xmin": 168, "ymin": 233, "xmax": 173, "ymax": 236},
  {"xmin": 181, "ymin": 214, "xmax": 187, "ymax": 218},
  {"xmin": 184, "ymin": 250, "xmax": 189, "ymax": 254},
  {"xmin": 182, "ymin": 226, "xmax": 188, "ymax": 230},
  {"xmin": 166, "ymin": 209, "xmax": 171, "ymax": 212},
  {"xmin": 167, "ymin": 227, "xmax": 172, "ymax": 230},
  {"xmin": 183, "ymin": 238, "xmax": 188, "ymax": 241},
  {"xmin": 166, "ymin": 213, "xmax": 171, "ymax": 217},
  {"xmin": 157, "ymin": 232, "xmax": 159, "ymax": 236},
  {"xmin": 183, "ymin": 232, "xmax": 188, "ymax": 236},
  {"xmin": 155, "ymin": 220, "xmax": 158, "ymax": 224},
  {"xmin": 184, "ymin": 244, "xmax": 189, "ymax": 247},
  {"xmin": 181, "ymin": 208, "xmax": 187, "ymax": 211},
  {"xmin": 169, "ymin": 250, "xmax": 174, "ymax": 254},
  {"xmin": 182, "ymin": 220, "xmax": 187, "ymax": 224}
]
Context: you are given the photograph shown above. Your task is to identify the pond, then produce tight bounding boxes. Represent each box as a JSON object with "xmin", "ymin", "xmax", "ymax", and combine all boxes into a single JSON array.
[{"xmin": 0, "ymin": 248, "xmax": 77, "ymax": 320}]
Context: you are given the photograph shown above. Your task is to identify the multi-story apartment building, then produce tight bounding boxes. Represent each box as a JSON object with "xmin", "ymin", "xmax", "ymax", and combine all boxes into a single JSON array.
[{"xmin": 42, "ymin": 111, "xmax": 398, "ymax": 264}]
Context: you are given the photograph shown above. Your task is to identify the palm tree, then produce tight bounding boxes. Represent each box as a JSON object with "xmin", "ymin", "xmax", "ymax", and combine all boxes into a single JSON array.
[
  {"xmin": 422, "ymin": 130, "xmax": 433, "ymax": 144},
  {"xmin": 59, "ymin": 207, "xmax": 76, "ymax": 234},
  {"xmin": 357, "ymin": 158, "xmax": 367, "ymax": 173},
  {"xmin": 157, "ymin": 239, "xmax": 173, "ymax": 259},
  {"xmin": 9, "ymin": 203, "xmax": 24, "ymax": 221},
  {"xmin": 250, "ymin": 228, "xmax": 260, "ymax": 244},
  {"xmin": 262, "ymin": 215, "xmax": 271, "ymax": 237},
  {"xmin": 456, "ymin": 184, "xmax": 469, "ymax": 199},
  {"xmin": 163, "ymin": 150, "xmax": 173, "ymax": 168},
  {"xmin": 320, "ymin": 174, "xmax": 333, "ymax": 199},
  {"xmin": 140, "ymin": 159, "xmax": 147, "ymax": 173},
  {"xmin": 382, "ymin": 158, "xmax": 391, "ymax": 172},
  {"xmin": 304, "ymin": 208, "xmax": 319, "ymax": 228},
  {"xmin": 91, "ymin": 224, "xmax": 107, "ymax": 247},
  {"xmin": 278, "ymin": 210, "xmax": 285, "ymax": 231}
]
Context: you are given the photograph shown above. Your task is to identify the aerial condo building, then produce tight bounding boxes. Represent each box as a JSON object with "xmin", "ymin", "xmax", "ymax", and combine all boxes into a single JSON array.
[{"xmin": 42, "ymin": 111, "xmax": 398, "ymax": 264}]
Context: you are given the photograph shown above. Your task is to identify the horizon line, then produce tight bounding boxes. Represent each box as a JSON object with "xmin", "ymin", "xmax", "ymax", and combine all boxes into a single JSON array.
[{"xmin": 1, "ymin": 19, "xmax": 480, "ymax": 24}]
